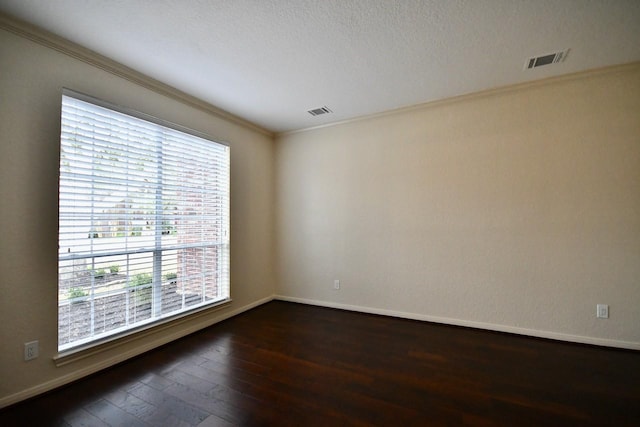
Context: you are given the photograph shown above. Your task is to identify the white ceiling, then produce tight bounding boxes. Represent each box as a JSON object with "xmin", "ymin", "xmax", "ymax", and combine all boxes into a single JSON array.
[{"xmin": 2, "ymin": 0, "xmax": 639, "ymax": 133}]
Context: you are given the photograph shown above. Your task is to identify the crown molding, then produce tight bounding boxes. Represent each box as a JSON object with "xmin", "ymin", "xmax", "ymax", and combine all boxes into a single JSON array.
[
  {"xmin": 0, "ymin": 12, "xmax": 273, "ymax": 138},
  {"xmin": 279, "ymin": 61, "xmax": 640, "ymax": 137}
]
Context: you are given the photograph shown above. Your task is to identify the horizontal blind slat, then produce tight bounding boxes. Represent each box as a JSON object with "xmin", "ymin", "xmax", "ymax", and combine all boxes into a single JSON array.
[{"xmin": 58, "ymin": 92, "xmax": 230, "ymax": 352}]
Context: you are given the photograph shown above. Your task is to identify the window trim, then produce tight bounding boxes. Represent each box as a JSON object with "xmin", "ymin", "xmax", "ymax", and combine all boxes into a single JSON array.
[
  {"xmin": 57, "ymin": 88, "xmax": 231, "ymax": 355},
  {"xmin": 54, "ymin": 298, "xmax": 232, "ymax": 366}
]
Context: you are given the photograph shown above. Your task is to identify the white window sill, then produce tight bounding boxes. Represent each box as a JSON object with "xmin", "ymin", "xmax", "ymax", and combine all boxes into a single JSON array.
[{"xmin": 54, "ymin": 298, "xmax": 231, "ymax": 367}]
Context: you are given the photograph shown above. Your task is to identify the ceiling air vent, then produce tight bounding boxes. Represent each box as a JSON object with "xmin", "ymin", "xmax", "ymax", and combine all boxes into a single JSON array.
[
  {"xmin": 308, "ymin": 106, "xmax": 332, "ymax": 116},
  {"xmin": 525, "ymin": 49, "xmax": 570, "ymax": 70}
]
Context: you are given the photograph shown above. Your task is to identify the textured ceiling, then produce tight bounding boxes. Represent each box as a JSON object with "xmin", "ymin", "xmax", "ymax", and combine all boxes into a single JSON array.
[{"xmin": 1, "ymin": 0, "xmax": 639, "ymax": 133}]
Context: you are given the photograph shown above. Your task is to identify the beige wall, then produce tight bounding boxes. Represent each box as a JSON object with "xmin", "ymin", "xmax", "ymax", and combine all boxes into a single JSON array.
[
  {"xmin": 275, "ymin": 64, "xmax": 640, "ymax": 348},
  {"xmin": 0, "ymin": 28, "xmax": 275, "ymax": 405},
  {"xmin": 2, "ymin": 13, "xmax": 640, "ymax": 408}
]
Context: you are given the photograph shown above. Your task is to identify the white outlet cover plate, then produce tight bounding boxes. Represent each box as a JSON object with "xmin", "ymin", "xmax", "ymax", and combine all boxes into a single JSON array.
[
  {"xmin": 596, "ymin": 304, "xmax": 609, "ymax": 319},
  {"xmin": 24, "ymin": 340, "xmax": 39, "ymax": 361}
]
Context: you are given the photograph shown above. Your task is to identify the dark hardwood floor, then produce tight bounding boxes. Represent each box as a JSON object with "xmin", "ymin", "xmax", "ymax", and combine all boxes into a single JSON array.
[{"xmin": 1, "ymin": 300, "xmax": 639, "ymax": 426}]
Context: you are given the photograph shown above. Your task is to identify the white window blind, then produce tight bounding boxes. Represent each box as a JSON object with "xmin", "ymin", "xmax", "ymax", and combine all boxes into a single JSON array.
[{"xmin": 58, "ymin": 90, "xmax": 230, "ymax": 352}]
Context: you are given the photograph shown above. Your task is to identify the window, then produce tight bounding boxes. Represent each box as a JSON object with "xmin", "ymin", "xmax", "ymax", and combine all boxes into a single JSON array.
[{"xmin": 58, "ymin": 90, "xmax": 230, "ymax": 352}]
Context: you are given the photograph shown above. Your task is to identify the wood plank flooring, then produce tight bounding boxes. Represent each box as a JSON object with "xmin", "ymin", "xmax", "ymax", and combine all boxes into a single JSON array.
[{"xmin": 1, "ymin": 300, "xmax": 639, "ymax": 426}]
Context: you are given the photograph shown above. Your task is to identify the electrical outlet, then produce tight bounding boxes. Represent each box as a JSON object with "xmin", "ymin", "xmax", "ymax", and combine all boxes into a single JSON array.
[
  {"xmin": 596, "ymin": 304, "xmax": 609, "ymax": 319},
  {"xmin": 24, "ymin": 340, "xmax": 39, "ymax": 361},
  {"xmin": 333, "ymin": 279, "xmax": 340, "ymax": 290}
]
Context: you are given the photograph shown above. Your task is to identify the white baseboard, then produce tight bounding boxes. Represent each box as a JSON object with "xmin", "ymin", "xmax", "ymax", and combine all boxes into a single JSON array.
[
  {"xmin": 0, "ymin": 295, "xmax": 274, "ymax": 410},
  {"xmin": 274, "ymin": 295, "xmax": 640, "ymax": 351},
  {"xmin": 4, "ymin": 293, "xmax": 637, "ymax": 409}
]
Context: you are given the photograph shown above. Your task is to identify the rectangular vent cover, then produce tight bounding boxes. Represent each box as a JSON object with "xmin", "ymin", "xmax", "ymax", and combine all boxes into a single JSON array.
[
  {"xmin": 308, "ymin": 106, "xmax": 332, "ymax": 116},
  {"xmin": 525, "ymin": 49, "xmax": 570, "ymax": 70}
]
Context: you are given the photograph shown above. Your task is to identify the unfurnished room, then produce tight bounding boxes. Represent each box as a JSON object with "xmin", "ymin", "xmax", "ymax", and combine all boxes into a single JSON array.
[{"xmin": 0, "ymin": 1, "xmax": 639, "ymax": 426}]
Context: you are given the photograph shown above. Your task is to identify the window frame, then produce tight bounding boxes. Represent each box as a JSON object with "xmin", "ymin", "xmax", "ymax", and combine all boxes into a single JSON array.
[{"xmin": 57, "ymin": 89, "xmax": 231, "ymax": 358}]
